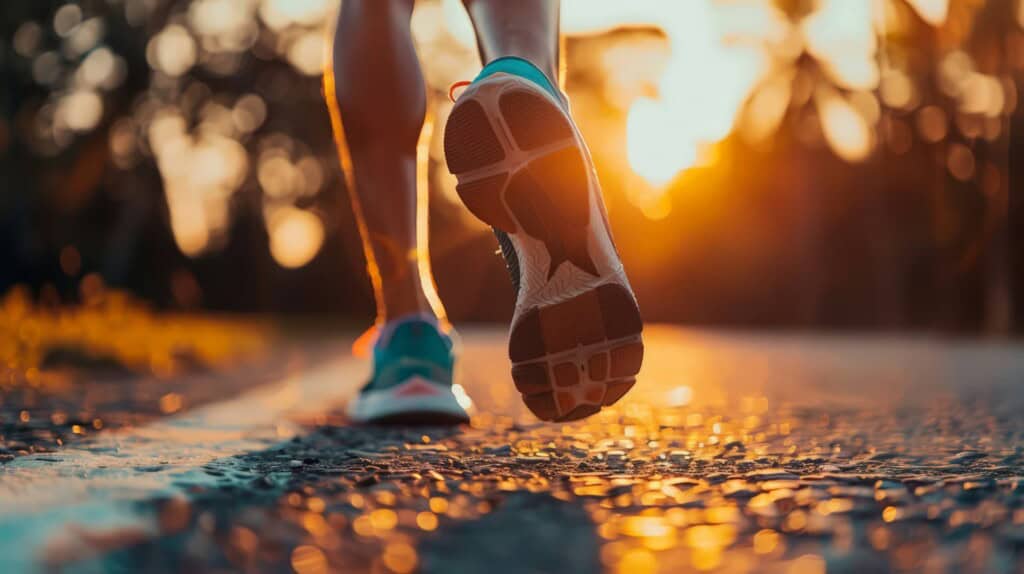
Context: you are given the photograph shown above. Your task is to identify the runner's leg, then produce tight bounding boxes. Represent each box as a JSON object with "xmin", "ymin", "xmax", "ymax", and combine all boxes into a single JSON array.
[
  {"xmin": 462, "ymin": 0, "xmax": 560, "ymax": 84},
  {"xmin": 326, "ymin": 0, "xmax": 442, "ymax": 322}
]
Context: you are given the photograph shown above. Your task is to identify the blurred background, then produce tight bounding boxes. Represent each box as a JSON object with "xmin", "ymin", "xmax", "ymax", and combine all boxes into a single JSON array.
[{"xmin": 2, "ymin": 0, "xmax": 1022, "ymax": 334}]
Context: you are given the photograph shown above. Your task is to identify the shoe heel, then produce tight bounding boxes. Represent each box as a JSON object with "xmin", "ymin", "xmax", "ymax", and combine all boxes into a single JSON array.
[{"xmin": 444, "ymin": 98, "xmax": 516, "ymax": 233}]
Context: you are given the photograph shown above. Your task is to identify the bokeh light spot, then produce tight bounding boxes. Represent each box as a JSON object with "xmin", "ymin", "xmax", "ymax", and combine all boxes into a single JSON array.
[{"xmin": 269, "ymin": 208, "xmax": 325, "ymax": 269}]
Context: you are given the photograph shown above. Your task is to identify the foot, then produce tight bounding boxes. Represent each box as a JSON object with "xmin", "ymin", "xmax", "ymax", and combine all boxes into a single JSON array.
[
  {"xmin": 347, "ymin": 315, "xmax": 470, "ymax": 425},
  {"xmin": 444, "ymin": 57, "xmax": 644, "ymax": 423}
]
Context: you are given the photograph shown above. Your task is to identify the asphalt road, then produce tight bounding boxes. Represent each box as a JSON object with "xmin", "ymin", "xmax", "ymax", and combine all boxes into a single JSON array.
[{"xmin": 2, "ymin": 326, "xmax": 1024, "ymax": 573}]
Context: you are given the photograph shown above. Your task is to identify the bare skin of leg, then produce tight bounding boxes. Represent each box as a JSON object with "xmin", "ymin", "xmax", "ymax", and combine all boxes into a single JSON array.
[
  {"xmin": 463, "ymin": 0, "xmax": 561, "ymax": 86},
  {"xmin": 326, "ymin": 0, "xmax": 439, "ymax": 323},
  {"xmin": 325, "ymin": 0, "xmax": 561, "ymax": 323}
]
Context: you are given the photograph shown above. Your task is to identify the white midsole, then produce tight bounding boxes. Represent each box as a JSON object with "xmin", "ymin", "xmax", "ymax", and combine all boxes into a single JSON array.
[
  {"xmin": 347, "ymin": 379, "xmax": 470, "ymax": 422},
  {"xmin": 453, "ymin": 75, "xmax": 633, "ymax": 322}
]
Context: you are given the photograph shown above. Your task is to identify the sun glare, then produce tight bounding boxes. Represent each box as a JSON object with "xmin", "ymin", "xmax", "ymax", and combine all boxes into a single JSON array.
[
  {"xmin": 565, "ymin": 0, "xmax": 884, "ymax": 189},
  {"xmin": 608, "ymin": 1, "xmax": 775, "ymax": 188}
]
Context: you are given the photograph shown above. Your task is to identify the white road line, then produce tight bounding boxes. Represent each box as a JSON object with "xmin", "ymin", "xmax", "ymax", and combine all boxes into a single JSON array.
[{"xmin": 0, "ymin": 353, "xmax": 367, "ymax": 573}]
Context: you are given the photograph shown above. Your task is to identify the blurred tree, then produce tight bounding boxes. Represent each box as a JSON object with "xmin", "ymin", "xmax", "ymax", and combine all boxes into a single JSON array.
[{"xmin": 0, "ymin": 0, "xmax": 374, "ymax": 317}]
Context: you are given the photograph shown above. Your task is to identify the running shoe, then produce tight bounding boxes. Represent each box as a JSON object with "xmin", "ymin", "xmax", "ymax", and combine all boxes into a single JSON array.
[
  {"xmin": 347, "ymin": 314, "xmax": 470, "ymax": 425},
  {"xmin": 443, "ymin": 57, "xmax": 644, "ymax": 422}
]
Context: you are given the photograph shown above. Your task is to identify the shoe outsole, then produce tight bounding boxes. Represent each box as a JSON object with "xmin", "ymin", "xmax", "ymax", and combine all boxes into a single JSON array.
[
  {"xmin": 445, "ymin": 81, "xmax": 643, "ymax": 423},
  {"xmin": 347, "ymin": 379, "xmax": 470, "ymax": 426},
  {"xmin": 357, "ymin": 412, "xmax": 469, "ymax": 426}
]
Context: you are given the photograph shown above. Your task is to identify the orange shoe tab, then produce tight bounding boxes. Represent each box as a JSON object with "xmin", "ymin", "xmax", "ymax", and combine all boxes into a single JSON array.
[
  {"xmin": 351, "ymin": 324, "xmax": 379, "ymax": 358},
  {"xmin": 448, "ymin": 80, "xmax": 472, "ymax": 103}
]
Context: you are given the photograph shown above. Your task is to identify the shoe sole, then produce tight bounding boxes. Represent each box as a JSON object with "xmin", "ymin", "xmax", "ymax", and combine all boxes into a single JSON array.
[
  {"xmin": 347, "ymin": 379, "xmax": 470, "ymax": 425},
  {"xmin": 444, "ymin": 75, "xmax": 643, "ymax": 423}
]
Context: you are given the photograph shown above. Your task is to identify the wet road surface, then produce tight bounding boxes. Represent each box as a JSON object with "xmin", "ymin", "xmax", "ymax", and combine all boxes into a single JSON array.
[{"xmin": 3, "ymin": 326, "xmax": 1024, "ymax": 573}]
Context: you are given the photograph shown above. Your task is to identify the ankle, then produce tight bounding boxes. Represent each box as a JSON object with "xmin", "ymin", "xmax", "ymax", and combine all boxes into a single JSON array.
[
  {"xmin": 537, "ymin": 62, "xmax": 559, "ymax": 87},
  {"xmin": 520, "ymin": 56, "xmax": 558, "ymax": 87},
  {"xmin": 379, "ymin": 288, "xmax": 437, "ymax": 324}
]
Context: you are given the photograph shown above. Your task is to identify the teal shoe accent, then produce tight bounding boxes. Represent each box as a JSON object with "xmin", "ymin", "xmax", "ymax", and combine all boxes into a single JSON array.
[
  {"xmin": 363, "ymin": 316, "xmax": 455, "ymax": 393},
  {"xmin": 474, "ymin": 56, "xmax": 561, "ymax": 102}
]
